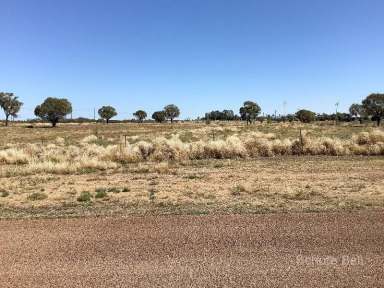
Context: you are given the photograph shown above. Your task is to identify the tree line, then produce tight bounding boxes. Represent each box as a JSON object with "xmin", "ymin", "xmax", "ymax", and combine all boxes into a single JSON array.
[{"xmin": 0, "ymin": 93, "xmax": 383, "ymax": 127}]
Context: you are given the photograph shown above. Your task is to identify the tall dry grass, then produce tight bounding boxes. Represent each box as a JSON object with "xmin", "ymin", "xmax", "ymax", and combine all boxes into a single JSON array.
[{"xmin": 0, "ymin": 129, "xmax": 383, "ymax": 175}]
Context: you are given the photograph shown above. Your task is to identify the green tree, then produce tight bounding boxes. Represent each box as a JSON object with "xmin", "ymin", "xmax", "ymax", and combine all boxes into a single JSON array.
[
  {"xmin": 295, "ymin": 109, "xmax": 316, "ymax": 123},
  {"xmin": 34, "ymin": 97, "xmax": 72, "ymax": 127},
  {"xmin": 164, "ymin": 104, "xmax": 180, "ymax": 123},
  {"xmin": 152, "ymin": 111, "xmax": 166, "ymax": 123},
  {"xmin": 0, "ymin": 92, "xmax": 23, "ymax": 126},
  {"xmin": 349, "ymin": 103, "xmax": 365, "ymax": 124},
  {"xmin": 239, "ymin": 101, "xmax": 261, "ymax": 124},
  {"xmin": 362, "ymin": 93, "xmax": 384, "ymax": 126},
  {"xmin": 98, "ymin": 106, "xmax": 117, "ymax": 124},
  {"xmin": 133, "ymin": 110, "xmax": 147, "ymax": 122}
]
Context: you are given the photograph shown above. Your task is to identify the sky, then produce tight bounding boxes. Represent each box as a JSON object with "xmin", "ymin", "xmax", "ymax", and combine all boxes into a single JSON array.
[{"xmin": 0, "ymin": 0, "xmax": 383, "ymax": 120}]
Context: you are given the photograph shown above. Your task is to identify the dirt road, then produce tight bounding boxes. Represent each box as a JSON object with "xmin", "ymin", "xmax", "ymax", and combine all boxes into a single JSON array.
[{"xmin": 1, "ymin": 212, "xmax": 383, "ymax": 287}]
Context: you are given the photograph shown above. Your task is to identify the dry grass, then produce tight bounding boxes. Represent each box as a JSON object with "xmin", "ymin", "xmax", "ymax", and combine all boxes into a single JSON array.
[
  {"xmin": 0, "ymin": 128, "xmax": 382, "ymax": 176},
  {"xmin": 0, "ymin": 122, "xmax": 383, "ymax": 217},
  {"xmin": 0, "ymin": 156, "xmax": 383, "ymax": 218}
]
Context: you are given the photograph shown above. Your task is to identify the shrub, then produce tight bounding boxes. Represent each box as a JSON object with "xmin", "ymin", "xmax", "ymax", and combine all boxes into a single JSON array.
[
  {"xmin": 27, "ymin": 192, "xmax": 48, "ymax": 201},
  {"xmin": 77, "ymin": 191, "xmax": 92, "ymax": 202},
  {"xmin": 148, "ymin": 188, "xmax": 156, "ymax": 201},
  {"xmin": 1, "ymin": 191, "xmax": 9, "ymax": 197},
  {"xmin": 107, "ymin": 187, "xmax": 120, "ymax": 193},
  {"xmin": 95, "ymin": 190, "xmax": 107, "ymax": 199},
  {"xmin": 153, "ymin": 162, "xmax": 170, "ymax": 174},
  {"xmin": 0, "ymin": 149, "xmax": 29, "ymax": 164},
  {"xmin": 95, "ymin": 187, "xmax": 107, "ymax": 193},
  {"xmin": 296, "ymin": 109, "xmax": 316, "ymax": 123}
]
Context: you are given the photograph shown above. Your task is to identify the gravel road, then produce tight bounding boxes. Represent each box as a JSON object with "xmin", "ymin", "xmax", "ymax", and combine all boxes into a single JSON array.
[{"xmin": 1, "ymin": 211, "xmax": 383, "ymax": 287}]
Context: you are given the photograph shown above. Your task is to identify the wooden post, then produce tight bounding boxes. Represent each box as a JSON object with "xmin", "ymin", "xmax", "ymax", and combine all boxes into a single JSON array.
[{"xmin": 299, "ymin": 129, "xmax": 303, "ymax": 154}]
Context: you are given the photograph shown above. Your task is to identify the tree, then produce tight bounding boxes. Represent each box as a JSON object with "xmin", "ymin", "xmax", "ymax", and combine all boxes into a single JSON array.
[
  {"xmin": 152, "ymin": 111, "xmax": 166, "ymax": 123},
  {"xmin": 239, "ymin": 101, "xmax": 261, "ymax": 124},
  {"xmin": 204, "ymin": 110, "xmax": 236, "ymax": 121},
  {"xmin": 362, "ymin": 93, "xmax": 384, "ymax": 126},
  {"xmin": 133, "ymin": 110, "xmax": 147, "ymax": 122},
  {"xmin": 34, "ymin": 97, "xmax": 72, "ymax": 127},
  {"xmin": 295, "ymin": 109, "xmax": 316, "ymax": 123},
  {"xmin": 0, "ymin": 92, "xmax": 23, "ymax": 126},
  {"xmin": 98, "ymin": 106, "xmax": 117, "ymax": 124},
  {"xmin": 164, "ymin": 104, "xmax": 180, "ymax": 123},
  {"xmin": 349, "ymin": 103, "xmax": 365, "ymax": 124}
]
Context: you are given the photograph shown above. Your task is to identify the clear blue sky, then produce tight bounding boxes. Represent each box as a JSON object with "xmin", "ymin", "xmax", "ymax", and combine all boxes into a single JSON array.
[{"xmin": 1, "ymin": 0, "xmax": 383, "ymax": 120}]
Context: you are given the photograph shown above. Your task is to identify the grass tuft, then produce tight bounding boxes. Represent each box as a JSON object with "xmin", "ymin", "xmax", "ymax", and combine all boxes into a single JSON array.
[
  {"xmin": 27, "ymin": 192, "xmax": 48, "ymax": 201},
  {"xmin": 77, "ymin": 191, "xmax": 92, "ymax": 202}
]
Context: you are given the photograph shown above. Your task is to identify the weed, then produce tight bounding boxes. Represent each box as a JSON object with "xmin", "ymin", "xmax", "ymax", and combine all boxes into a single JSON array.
[
  {"xmin": 1, "ymin": 191, "xmax": 9, "ymax": 197},
  {"xmin": 134, "ymin": 166, "xmax": 150, "ymax": 174},
  {"xmin": 77, "ymin": 191, "xmax": 92, "ymax": 202},
  {"xmin": 184, "ymin": 174, "xmax": 204, "ymax": 180},
  {"xmin": 27, "ymin": 192, "xmax": 48, "ymax": 201},
  {"xmin": 107, "ymin": 187, "xmax": 120, "ymax": 193},
  {"xmin": 95, "ymin": 190, "xmax": 108, "ymax": 199},
  {"xmin": 148, "ymin": 188, "xmax": 156, "ymax": 201},
  {"xmin": 231, "ymin": 185, "xmax": 247, "ymax": 196},
  {"xmin": 95, "ymin": 187, "xmax": 107, "ymax": 193}
]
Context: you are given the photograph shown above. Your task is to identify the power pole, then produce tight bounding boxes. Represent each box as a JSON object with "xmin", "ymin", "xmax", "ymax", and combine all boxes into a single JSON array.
[{"xmin": 335, "ymin": 101, "xmax": 339, "ymax": 125}]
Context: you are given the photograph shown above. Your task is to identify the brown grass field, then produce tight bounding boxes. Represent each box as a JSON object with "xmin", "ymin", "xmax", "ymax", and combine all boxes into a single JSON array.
[{"xmin": 0, "ymin": 121, "xmax": 383, "ymax": 218}]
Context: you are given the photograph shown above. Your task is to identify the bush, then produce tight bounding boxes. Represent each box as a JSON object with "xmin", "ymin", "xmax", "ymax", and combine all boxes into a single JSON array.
[
  {"xmin": 1, "ymin": 191, "xmax": 9, "ymax": 197},
  {"xmin": 77, "ymin": 191, "xmax": 92, "ymax": 202},
  {"xmin": 148, "ymin": 188, "xmax": 156, "ymax": 201},
  {"xmin": 95, "ymin": 189, "xmax": 107, "ymax": 198},
  {"xmin": 107, "ymin": 187, "xmax": 120, "ymax": 193},
  {"xmin": 296, "ymin": 109, "xmax": 316, "ymax": 123}
]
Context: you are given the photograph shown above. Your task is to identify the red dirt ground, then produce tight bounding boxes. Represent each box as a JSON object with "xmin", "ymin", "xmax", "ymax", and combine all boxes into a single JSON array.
[{"xmin": 1, "ymin": 211, "xmax": 383, "ymax": 287}]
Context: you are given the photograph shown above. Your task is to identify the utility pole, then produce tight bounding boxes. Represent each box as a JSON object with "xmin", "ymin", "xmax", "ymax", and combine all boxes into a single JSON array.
[
  {"xmin": 335, "ymin": 101, "xmax": 339, "ymax": 125},
  {"xmin": 94, "ymin": 108, "xmax": 96, "ymax": 121}
]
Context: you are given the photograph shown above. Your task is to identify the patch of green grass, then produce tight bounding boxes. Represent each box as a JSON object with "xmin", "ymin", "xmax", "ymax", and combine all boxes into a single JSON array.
[
  {"xmin": 77, "ymin": 191, "xmax": 92, "ymax": 202},
  {"xmin": 27, "ymin": 192, "xmax": 48, "ymax": 201}
]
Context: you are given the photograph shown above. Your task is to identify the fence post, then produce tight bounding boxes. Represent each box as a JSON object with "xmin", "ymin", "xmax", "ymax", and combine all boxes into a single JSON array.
[{"xmin": 299, "ymin": 128, "xmax": 303, "ymax": 154}]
